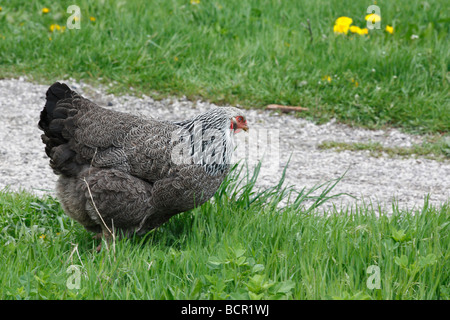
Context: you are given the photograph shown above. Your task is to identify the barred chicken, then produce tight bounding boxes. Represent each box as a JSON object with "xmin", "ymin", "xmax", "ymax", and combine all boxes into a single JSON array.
[{"xmin": 38, "ymin": 82, "xmax": 248, "ymax": 245}]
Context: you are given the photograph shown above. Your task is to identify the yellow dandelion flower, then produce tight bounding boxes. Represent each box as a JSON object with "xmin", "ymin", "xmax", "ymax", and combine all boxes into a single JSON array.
[
  {"xmin": 174, "ymin": 56, "xmax": 179, "ymax": 61},
  {"xmin": 322, "ymin": 75, "xmax": 332, "ymax": 83},
  {"xmin": 0, "ymin": 6, "xmax": 3, "ymax": 12},
  {"xmin": 385, "ymin": 25, "xmax": 394, "ymax": 34},
  {"xmin": 333, "ymin": 17, "xmax": 352, "ymax": 34},
  {"xmin": 349, "ymin": 26, "xmax": 369, "ymax": 36},
  {"xmin": 365, "ymin": 13, "xmax": 381, "ymax": 23},
  {"xmin": 334, "ymin": 23, "xmax": 350, "ymax": 34},
  {"xmin": 50, "ymin": 24, "xmax": 66, "ymax": 33},
  {"xmin": 90, "ymin": 16, "xmax": 96, "ymax": 22},
  {"xmin": 335, "ymin": 16, "xmax": 353, "ymax": 26},
  {"xmin": 42, "ymin": 8, "xmax": 50, "ymax": 14},
  {"xmin": 49, "ymin": 24, "xmax": 61, "ymax": 32},
  {"xmin": 190, "ymin": 0, "xmax": 200, "ymax": 4},
  {"xmin": 39, "ymin": 234, "xmax": 46, "ymax": 239},
  {"xmin": 349, "ymin": 26, "xmax": 361, "ymax": 34}
]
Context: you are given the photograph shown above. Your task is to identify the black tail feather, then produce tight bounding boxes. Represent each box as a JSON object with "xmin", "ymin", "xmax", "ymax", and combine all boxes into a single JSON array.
[
  {"xmin": 38, "ymin": 82, "xmax": 73, "ymax": 132},
  {"xmin": 39, "ymin": 82, "xmax": 80, "ymax": 177}
]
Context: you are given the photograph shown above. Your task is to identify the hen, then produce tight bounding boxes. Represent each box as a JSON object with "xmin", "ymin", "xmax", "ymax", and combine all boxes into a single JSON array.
[{"xmin": 38, "ymin": 82, "xmax": 248, "ymax": 244}]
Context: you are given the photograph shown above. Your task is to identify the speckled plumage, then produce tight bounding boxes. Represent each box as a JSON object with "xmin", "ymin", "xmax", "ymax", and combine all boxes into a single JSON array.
[{"xmin": 39, "ymin": 82, "xmax": 246, "ymax": 237}]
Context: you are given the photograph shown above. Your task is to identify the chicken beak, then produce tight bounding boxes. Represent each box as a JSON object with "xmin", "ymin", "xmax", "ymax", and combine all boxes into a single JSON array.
[{"xmin": 242, "ymin": 125, "xmax": 249, "ymax": 132}]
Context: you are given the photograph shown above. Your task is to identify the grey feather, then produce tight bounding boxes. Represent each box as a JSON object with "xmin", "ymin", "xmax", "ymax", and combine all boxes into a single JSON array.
[{"xmin": 39, "ymin": 82, "xmax": 247, "ymax": 237}]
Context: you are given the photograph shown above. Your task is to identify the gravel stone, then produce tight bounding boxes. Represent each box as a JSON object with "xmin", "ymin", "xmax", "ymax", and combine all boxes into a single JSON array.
[{"xmin": 0, "ymin": 78, "xmax": 448, "ymax": 212}]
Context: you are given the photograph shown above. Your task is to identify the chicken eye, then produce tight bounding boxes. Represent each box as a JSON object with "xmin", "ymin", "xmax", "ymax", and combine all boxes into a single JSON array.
[{"xmin": 237, "ymin": 116, "xmax": 243, "ymax": 122}]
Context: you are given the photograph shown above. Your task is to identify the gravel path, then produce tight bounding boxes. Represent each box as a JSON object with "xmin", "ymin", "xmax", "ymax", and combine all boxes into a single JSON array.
[{"xmin": 0, "ymin": 78, "xmax": 448, "ymax": 212}]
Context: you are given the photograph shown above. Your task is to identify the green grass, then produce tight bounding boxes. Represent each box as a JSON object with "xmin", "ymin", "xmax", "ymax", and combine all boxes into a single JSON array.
[
  {"xmin": 1, "ymin": 165, "xmax": 449, "ymax": 300},
  {"xmin": 318, "ymin": 135, "xmax": 450, "ymax": 161},
  {"xmin": 0, "ymin": 0, "xmax": 449, "ymax": 133}
]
